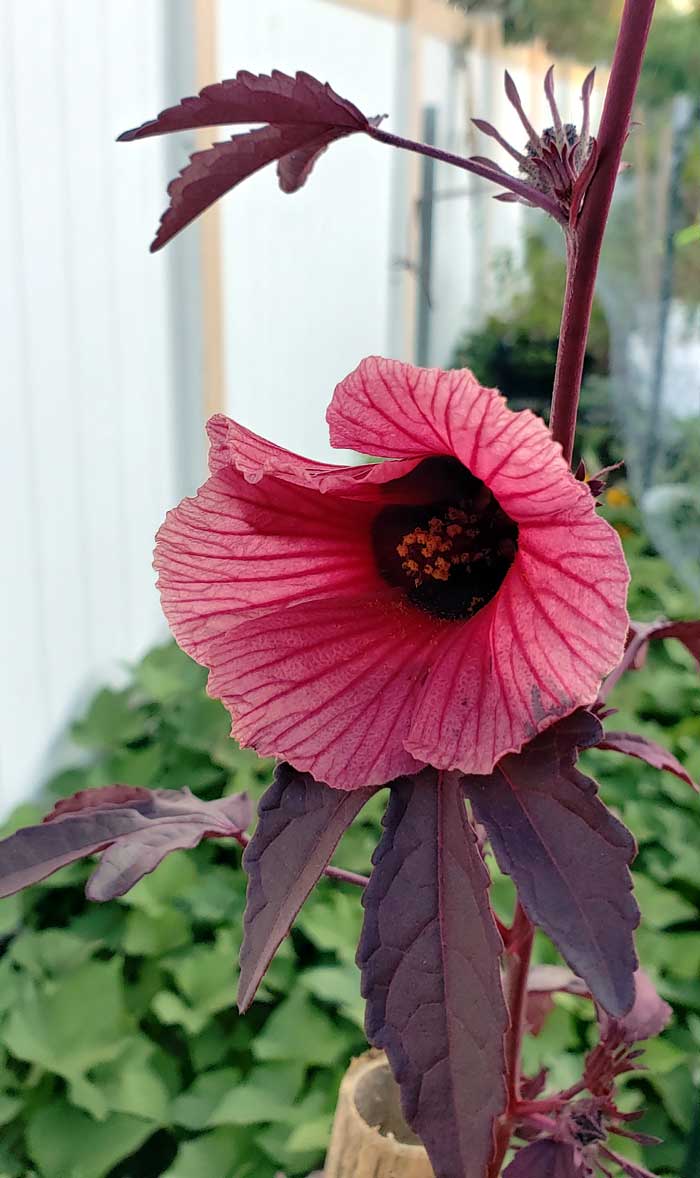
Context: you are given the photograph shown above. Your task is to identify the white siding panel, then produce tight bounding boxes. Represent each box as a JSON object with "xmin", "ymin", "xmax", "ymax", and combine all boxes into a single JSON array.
[
  {"xmin": 217, "ymin": 0, "xmax": 399, "ymax": 462},
  {"xmin": 0, "ymin": 0, "xmax": 178, "ymax": 813}
]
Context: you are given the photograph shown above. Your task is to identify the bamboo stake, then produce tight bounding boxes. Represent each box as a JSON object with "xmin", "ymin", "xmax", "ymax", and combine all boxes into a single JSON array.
[{"xmin": 325, "ymin": 1052, "xmax": 434, "ymax": 1177}]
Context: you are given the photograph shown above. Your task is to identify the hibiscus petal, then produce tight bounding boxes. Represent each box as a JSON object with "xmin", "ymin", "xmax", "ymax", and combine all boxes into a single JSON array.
[
  {"xmin": 206, "ymin": 415, "xmax": 422, "ymax": 499},
  {"xmin": 202, "ymin": 593, "xmax": 441, "ymax": 789},
  {"xmin": 328, "ymin": 356, "xmax": 618, "ymax": 523},
  {"xmin": 155, "ymin": 464, "xmax": 380, "ymax": 659}
]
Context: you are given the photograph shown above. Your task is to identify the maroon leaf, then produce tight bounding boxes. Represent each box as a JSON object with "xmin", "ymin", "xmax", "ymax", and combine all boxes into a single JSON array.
[
  {"xmin": 504, "ymin": 1140, "xmax": 581, "ymax": 1177},
  {"xmin": 357, "ymin": 770, "xmax": 507, "ymax": 1178},
  {"xmin": 276, "ymin": 127, "xmax": 345, "ymax": 193},
  {"xmin": 151, "ymin": 125, "xmax": 331, "ymax": 251},
  {"xmin": 599, "ymin": 969, "xmax": 672, "ymax": 1044},
  {"xmin": 597, "ymin": 730, "xmax": 697, "ymax": 791},
  {"xmin": 119, "ymin": 70, "xmax": 372, "ymax": 140},
  {"xmin": 118, "ymin": 70, "xmax": 383, "ymax": 250},
  {"xmin": 632, "ymin": 618, "xmax": 700, "ymax": 667},
  {"xmin": 0, "ymin": 787, "xmax": 252, "ymax": 901},
  {"xmin": 238, "ymin": 764, "xmax": 375, "ymax": 1012},
  {"xmin": 464, "ymin": 710, "xmax": 639, "ymax": 1017}
]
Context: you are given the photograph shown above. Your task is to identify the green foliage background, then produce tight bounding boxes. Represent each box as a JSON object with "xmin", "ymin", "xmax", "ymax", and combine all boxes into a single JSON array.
[{"xmin": 0, "ymin": 499, "xmax": 698, "ymax": 1177}]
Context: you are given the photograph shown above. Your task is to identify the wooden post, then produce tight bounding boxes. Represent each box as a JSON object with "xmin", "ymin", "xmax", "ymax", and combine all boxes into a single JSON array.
[{"xmin": 325, "ymin": 1052, "xmax": 434, "ymax": 1177}]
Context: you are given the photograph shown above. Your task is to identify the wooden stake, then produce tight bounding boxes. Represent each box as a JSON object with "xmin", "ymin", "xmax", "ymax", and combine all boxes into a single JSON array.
[{"xmin": 325, "ymin": 1052, "xmax": 434, "ymax": 1177}]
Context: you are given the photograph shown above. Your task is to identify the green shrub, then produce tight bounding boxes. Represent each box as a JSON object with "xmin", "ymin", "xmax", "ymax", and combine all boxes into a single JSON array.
[
  {"xmin": 0, "ymin": 644, "xmax": 384, "ymax": 1178},
  {"xmin": 0, "ymin": 506, "xmax": 698, "ymax": 1177}
]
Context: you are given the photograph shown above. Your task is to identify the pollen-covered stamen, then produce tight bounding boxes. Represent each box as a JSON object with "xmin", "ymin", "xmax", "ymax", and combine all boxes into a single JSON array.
[
  {"xmin": 372, "ymin": 458, "xmax": 518, "ymax": 621},
  {"xmin": 397, "ymin": 503, "xmax": 492, "ymax": 587}
]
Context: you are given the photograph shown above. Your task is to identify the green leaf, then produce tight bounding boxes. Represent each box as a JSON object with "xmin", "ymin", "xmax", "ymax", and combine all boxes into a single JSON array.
[
  {"xmin": 151, "ymin": 991, "xmax": 209, "ymax": 1037},
  {"xmin": 189, "ymin": 1022, "xmax": 237, "ymax": 1071},
  {"xmin": 166, "ymin": 694, "xmax": 231, "ymax": 753},
  {"xmin": 676, "ymin": 222, "xmax": 700, "ymax": 247},
  {"xmin": 640, "ymin": 1037, "xmax": 688, "ymax": 1076},
  {"xmin": 255, "ymin": 1120, "xmax": 324, "ymax": 1174},
  {"xmin": 299, "ymin": 963, "xmax": 365, "ymax": 1028},
  {"xmin": 252, "ymin": 990, "xmax": 353, "ymax": 1067},
  {"xmin": 161, "ymin": 1128, "xmax": 266, "ymax": 1178},
  {"xmin": 118, "ymin": 852, "xmax": 199, "ymax": 916},
  {"xmin": 0, "ymin": 895, "xmax": 21, "ymax": 940},
  {"xmin": 134, "ymin": 642, "xmax": 207, "ymax": 703},
  {"xmin": 649, "ymin": 1064, "xmax": 696, "ymax": 1132},
  {"xmin": 182, "ymin": 864, "xmax": 246, "ymax": 925},
  {"xmin": 208, "ymin": 1062, "xmax": 305, "ymax": 1127},
  {"xmin": 286, "ymin": 1113, "xmax": 334, "ymax": 1152},
  {"xmin": 0, "ymin": 1095, "xmax": 21, "ymax": 1126},
  {"xmin": 71, "ymin": 687, "xmax": 151, "ymax": 750},
  {"xmin": 170, "ymin": 1067, "xmax": 241, "ymax": 1130},
  {"xmin": 89, "ymin": 1037, "xmax": 172, "ymax": 1122},
  {"xmin": 2, "ymin": 960, "xmax": 133, "ymax": 1081},
  {"xmin": 26, "ymin": 1102, "xmax": 153, "ymax": 1178},
  {"xmin": 632, "ymin": 873, "xmax": 696, "ymax": 927},
  {"xmin": 295, "ymin": 891, "xmax": 363, "ymax": 963},
  {"xmin": 122, "ymin": 909, "xmax": 191, "ymax": 957},
  {"xmin": 9, "ymin": 929, "xmax": 96, "ymax": 978}
]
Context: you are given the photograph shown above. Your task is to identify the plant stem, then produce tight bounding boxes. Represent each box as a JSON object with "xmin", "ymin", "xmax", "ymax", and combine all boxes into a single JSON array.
[
  {"xmin": 487, "ymin": 903, "xmax": 535, "ymax": 1178},
  {"xmin": 367, "ymin": 125, "xmax": 562, "ymax": 219},
  {"xmin": 235, "ymin": 831, "xmax": 368, "ymax": 888},
  {"xmin": 504, "ymin": 906, "xmax": 535, "ymax": 1111},
  {"xmin": 549, "ymin": 0, "xmax": 657, "ymax": 464}
]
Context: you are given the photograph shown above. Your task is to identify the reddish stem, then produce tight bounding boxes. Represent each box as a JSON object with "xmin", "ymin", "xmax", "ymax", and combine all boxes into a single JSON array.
[
  {"xmin": 367, "ymin": 125, "xmax": 562, "ymax": 219},
  {"xmin": 488, "ymin": 903, "xmax": 535, "ymax": 1178},
  {"xmin": 235, "ymin": 831, "xmax": 368, "ymax": 889},
  {"xmin": 549, "ymin": 0, "xmax": 657, "ymax": 464},
  {"xmin": 504, "ymin": 906, "xmax": 535, "ymax": 1111}
]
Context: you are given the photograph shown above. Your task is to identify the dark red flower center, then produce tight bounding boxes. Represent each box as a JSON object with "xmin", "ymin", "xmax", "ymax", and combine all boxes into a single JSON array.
[{"xmin": 372, "ymin": 457, "xmax": 518, "ymax": 620}]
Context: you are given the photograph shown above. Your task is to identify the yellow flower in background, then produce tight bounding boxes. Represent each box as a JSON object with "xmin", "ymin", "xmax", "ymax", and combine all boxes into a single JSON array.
[{"xmin": 606, "ymin": 486, "xmax": 633, "ymax": 508}]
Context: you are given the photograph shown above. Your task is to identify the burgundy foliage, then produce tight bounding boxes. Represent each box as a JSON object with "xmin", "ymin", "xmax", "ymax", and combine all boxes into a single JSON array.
[
  {"xmin": 597, "ymin": 730, "xmax": 697, "ymax": 791},
  {"xmin": 238, "ymin": 763, "xmax": 375, "ymax": 1012},
  {"xmin": 504, "ymin": 1140, "xmax": 581, "ymax": 1177},
  {"xmin": 118, "ymin": 70, "xmax": 383, "ymax": 250},
  {"xmin": 357, "ymin": 770, "xmax": 507, "ymax": 1178},
  {"xmin": 464, "ymin": 711, "xmax": 639, "ymax": 1016},
  {"xmin": 0, "ymin": 786, "xmax": 251, "ymax": 901},
  {"xmin": 631, "ymin": 618, "xmax": 700, "ymax": 667}
]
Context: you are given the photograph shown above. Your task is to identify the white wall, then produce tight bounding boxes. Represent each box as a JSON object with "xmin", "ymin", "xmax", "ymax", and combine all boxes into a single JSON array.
[
  {"xmin": 0, "ymin": 0, "xmax": 180, "ymax": 812},
  {"xmin": 216, "ymin": 0, "xmax": 400, "ymax": 461}
]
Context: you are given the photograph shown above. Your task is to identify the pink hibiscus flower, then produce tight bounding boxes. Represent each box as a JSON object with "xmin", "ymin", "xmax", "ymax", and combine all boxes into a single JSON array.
[{"xmin": 155, "ymin": 357, "xmax": 629, "ymax": 790}]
